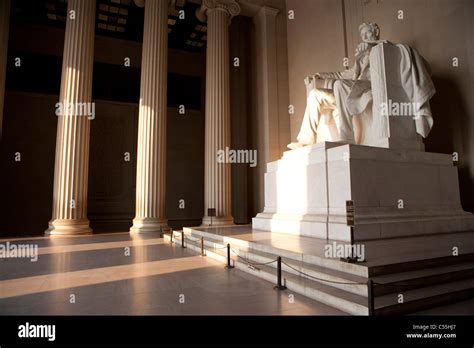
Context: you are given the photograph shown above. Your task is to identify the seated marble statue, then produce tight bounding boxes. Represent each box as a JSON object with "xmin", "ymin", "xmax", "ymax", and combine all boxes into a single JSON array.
[{"xmin": 288, "ymin": 22, "xmax": 435, "ymax": 150}]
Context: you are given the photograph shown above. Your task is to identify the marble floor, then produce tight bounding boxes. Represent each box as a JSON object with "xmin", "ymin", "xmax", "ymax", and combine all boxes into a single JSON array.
[
  {"xmin": 0, "ymin": 232, "xmax": 346, "ymax": 315},
  {"xmin": 1, "ymin": 231, "xmax": 473, "ymax": 315}
]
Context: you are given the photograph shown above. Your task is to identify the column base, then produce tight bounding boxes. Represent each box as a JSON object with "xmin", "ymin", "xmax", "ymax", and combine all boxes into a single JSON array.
[
  {"xmin": 201, "ymin": 216, "xmax": 234, "ymax": 227},
  {"xmin": 130, "ymin": 217, "xmax": 168, "ymax": 234},
  {"xmin": 45, "ymin": 219, "xmax": 92, "ymax": 236}
]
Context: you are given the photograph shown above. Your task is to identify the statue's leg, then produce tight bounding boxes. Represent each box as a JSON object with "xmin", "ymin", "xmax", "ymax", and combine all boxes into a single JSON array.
[
  {"xmin": 295, "ymin": 90, "xmax": 318, "ymax": 145},
  {"xmin": 333, "ymin": 80, "xmax": 356, "ymax": 144},
  {"xmin": 288, "ymin": 88, "xmax": 338, "ymax": 149}
]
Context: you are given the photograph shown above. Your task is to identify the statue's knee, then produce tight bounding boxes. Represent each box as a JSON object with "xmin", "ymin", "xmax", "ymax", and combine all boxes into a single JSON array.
[
  {"xmin": 332, "ymin": 81, "xmax": 341, "ymax": 99},
  {"xmin": 333, "ymin": 80, "xmax": 343, "ymax": 92}
]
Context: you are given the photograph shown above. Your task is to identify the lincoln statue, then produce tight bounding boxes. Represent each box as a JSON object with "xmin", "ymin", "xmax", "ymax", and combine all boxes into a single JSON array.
[{"xmin": 288, "ymin": 22, "xmax": 383, "ymax": 149}]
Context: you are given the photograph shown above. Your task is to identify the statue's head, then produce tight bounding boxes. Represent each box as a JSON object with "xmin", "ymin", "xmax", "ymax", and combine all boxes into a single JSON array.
[{"xmin": 359, "ymin": 22, "xmax": 380, "ymax": 42}]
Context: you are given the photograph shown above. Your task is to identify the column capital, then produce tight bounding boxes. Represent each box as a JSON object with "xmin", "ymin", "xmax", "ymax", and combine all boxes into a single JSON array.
[{"xmin": 196, "ymin": 0, "xmax": 241, "ymax": 23}]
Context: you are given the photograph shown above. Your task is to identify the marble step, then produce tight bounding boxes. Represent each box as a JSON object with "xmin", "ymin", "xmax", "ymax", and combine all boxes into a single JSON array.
[
  {"xmin": 180, "ymin": 227, "xmax": 369, "ymax": 277},
  {"xmin": 373, "ymin": 262, "xmax": 474, "ymax": 296},
  {"xmin": 184, "ymin": 226, "xmax": 474, "ymax": 285},
  {"xmin": 165, "ymin": 231, "xmax": 474, "ymax": 315},
  {"xmin": 175, "ymin": 229, "xmax": 370, "ymax": 293},
  {"xmin": 368, "ymin": 253, "xmax": 474, "ymax": 276},
  {"xmin": 179, "ymin": 233, "xmax": 369, "ymax": 296},
  {"xmin": 174, "ymin": 229, "xmax": 474, "ymax": 297},
  {"xmin": 164, "ymin": 232, "xmax": 369, "ymax": 315},
  {"xmin": 228, "ymin": 247, "xmax": 368, "ymax": 297},
  {"xmin": 255, "ymin": 263, "xmax": 369, "ymax": 315},
  {"xmin": 165, "ymin": 230, "xmax": 366, "ymax": 286},
  {"xmin": 180, "ymin": 227, "xmax": 474, "ymax": 285},
  {"xmin": 375, "ymin": 278, "xmax": 474, "ymax": 315}
]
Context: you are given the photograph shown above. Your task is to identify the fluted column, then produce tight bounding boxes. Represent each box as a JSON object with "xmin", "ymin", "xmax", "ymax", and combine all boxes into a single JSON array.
[
  {"xmin": 130, "ymin": 0, "xmax": 169, "ymax": 233},
  {"xmin": 197, "ymin": 0, "xmax": 240, "ymax": 226},
  {"xmin": 46, "ymin": 0, "xmax": 95, "ymax": 235},
  {"xmin": 0, "ymin": 0, "xmax": 10, "ymax": 140}
]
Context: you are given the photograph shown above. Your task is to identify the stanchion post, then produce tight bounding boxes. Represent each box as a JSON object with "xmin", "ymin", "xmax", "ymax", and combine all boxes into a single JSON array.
[
  {"xmin": 201, "ymin": 237, "xmax": 205, "ymax": 256},
  {"xmin": 170, "ymin": 231, "xmax": 173, "ymax": 245},
  {"xmin": 181, "ymin": 231, "xmax": 186, "ymax": 249},
  {"xmin": 225, "ymin": 244, "xmax": 234, "ymax": 269},
  {"xmin": 273, "ymin": 256, "xmax": 287, "ymax": 290},
  {"xmin": 350, "ymin": 226, "xmax": 354, "ymax": 255},
  {"xmin": 367, "ymin": 279, "xmax": 375, "ymax": 316}
]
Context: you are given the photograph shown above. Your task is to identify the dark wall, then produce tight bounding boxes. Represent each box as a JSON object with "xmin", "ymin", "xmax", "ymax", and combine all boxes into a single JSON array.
[
  {"xmin": 166, "ymin": 108, "xmax": 204, "ymax": 229},
  {"xmin": 0, "ymin": 92, "xmax": 56, "ymax": 237},
  {"xmin": 230, "ymin": 16, "xmax": 252, "ymax": 224},
  {"xmin": 88, "ymin": 100, "xmax": 139, "ymax": 232},
  {"xmin": 0, "ymin": 94, "xmax": 205, "ymax": 237}
]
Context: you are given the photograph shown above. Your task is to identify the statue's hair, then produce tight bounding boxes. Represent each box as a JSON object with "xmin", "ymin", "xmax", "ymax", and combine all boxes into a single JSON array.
[{"xmin": 359, "ymin": 22, "xmax": 380, "ymax": 40}]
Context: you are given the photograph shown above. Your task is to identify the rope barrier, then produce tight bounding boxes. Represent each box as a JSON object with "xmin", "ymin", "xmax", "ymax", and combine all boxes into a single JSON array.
[
  {"xmin": 167, "ymin": 235, "xmax": 378, "ymax": 314},
  {"xmin": 230, "ymin": 248, "xmax": 278, "ymax": 267},
  {"xmin": 168, "ymin": 234, "xmax": 377, "ymax": 288},
  {"xmin": 185, "ymin": 235, "xmax": 202, "ymax": 243},
  {"xmin": 281, "ymin": 260, "xmax": 367, "ymax": 285},
  {"xmin": 193, "ymin": 237, "xmax": 227, "ymax": 249}
]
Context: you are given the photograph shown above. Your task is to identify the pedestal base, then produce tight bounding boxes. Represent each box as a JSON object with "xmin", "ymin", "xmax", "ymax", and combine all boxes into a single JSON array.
[{"xmin": 253, "ymin": 142, "xmax": 474, "ymax": 241}]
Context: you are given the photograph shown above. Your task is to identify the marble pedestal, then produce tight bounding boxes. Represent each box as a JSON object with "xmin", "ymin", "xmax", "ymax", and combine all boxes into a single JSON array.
[{"xmin": 252, "ymin": 142, "xmax": 474, "ymax": 241}]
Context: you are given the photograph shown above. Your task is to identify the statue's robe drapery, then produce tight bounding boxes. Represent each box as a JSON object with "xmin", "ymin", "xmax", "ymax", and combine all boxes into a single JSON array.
[{"xmin": 397, "ymin": 44, "xmax": 435, "ymax": 137}]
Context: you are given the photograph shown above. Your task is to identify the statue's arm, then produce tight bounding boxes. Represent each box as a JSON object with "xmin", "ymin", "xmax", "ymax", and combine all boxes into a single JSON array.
[
  {"xmin": 304, "ymin": 67, "xmax": 354, "ymax": 89},
  {"xmin": 316, "ymin": 69, "xmax": 355, "ymax": 80},
  {"xmin": 306, "ymin": 41, "xmax": 387, "ymax": 85}
]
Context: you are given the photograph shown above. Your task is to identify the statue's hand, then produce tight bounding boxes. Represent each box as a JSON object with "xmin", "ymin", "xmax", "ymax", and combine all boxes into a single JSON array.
[
  {"xmin": 355, "ymin": 43, "xmax": 366, "ymax": 56},
  {"xmin": 315, "ymin": 72, "xmax": 333, "ymax": 79},
  {"xmin": 355, "ymin": 42, "xmax": 375, "ymax": 57},
  {"xmin": 306, "ymin": 73, "xmax": 331, "ymax": 85}
]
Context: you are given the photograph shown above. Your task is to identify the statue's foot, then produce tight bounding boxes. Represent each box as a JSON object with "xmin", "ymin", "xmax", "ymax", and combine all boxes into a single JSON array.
[{"xmin": 287, "ymin": 142, "xmax": 305, "ymax": 150}]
